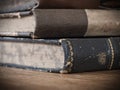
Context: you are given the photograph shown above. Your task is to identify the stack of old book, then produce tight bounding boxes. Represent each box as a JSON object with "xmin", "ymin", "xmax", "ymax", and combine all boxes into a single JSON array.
[{"xmin": 0, "ymin": 0, "xmax": 120, "ymax": 74}]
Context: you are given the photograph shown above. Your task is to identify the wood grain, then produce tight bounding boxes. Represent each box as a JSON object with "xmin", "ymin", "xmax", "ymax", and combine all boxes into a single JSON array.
[{"xmin": 0, "ymin": 67, "xmax": 120, "ymax": 90}]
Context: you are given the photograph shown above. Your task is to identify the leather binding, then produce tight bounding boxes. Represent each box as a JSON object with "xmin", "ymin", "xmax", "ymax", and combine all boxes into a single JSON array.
[
  {"xmin": 0, "ymin": 37, "xmax": 119, "ymax": 73},
  {"xmin": 34, "ymin": 9, "xmax": 88, "ymax": 38}
]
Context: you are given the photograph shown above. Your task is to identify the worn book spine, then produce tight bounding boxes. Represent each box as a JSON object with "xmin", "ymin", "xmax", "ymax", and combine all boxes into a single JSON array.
[
  {"xmin": 0, "ymin": 37, "xmax": 119, "ymax": 73},
  {"xmin": 62, "ymin": 37, "xmax": 120, "ymax": 73},
  {"xmin": 34, "ymin": 9, "xmax": 120, "ymax": 38}
]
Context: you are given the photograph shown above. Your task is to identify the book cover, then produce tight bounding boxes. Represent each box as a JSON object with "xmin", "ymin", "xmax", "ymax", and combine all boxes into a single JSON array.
[
  {"xmin": 0, "ymin": 37, "xmax": 119, "ymax": 73},
  {"xmin": 0, "ymin": 9, "xmax": 120, "ymax": 38}
]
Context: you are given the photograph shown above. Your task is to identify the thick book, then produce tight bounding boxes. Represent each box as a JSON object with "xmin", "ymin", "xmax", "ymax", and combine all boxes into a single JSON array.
[
  {"xmin": 0, "ymin": 37, "xmax": 119, "ymax": 73},
  {"xmin": 0, "ymin": 9, "xmax": 120, "ymax": 38},
  {"xmin": 39, "ymin": 0, "xmax": 120, "ymax": 9}
]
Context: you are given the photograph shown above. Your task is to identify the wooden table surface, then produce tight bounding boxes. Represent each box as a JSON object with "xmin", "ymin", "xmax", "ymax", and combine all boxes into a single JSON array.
[{"xmin": 0, "ymin": 67, "xmax": 120, "ymax": 90}]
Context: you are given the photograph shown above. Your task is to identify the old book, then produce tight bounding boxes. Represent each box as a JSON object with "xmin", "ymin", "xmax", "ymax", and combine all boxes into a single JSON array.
[
  {"xmin": 0, "ymin": 0, "xmax": 39, "ymax": 38},
  {"xmin": 0, "ymin": 0, "xmax": 39, "ymax": 14},
  {"xmin": 1, "ymin": 9, "xmax": 120, "ymax": 38},
  {"xmin": 0, "ymin": 37, "xmax": 119, "ymax": 73},
  {"xmin": 38, "ymin": 0, "xmax": 120, "ymax": 9}
]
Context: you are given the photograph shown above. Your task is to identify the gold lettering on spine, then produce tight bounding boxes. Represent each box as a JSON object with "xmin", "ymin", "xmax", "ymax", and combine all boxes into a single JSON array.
[{"xmin": 97, "ymin": 52, "xmax": 106, "ymax": 65}]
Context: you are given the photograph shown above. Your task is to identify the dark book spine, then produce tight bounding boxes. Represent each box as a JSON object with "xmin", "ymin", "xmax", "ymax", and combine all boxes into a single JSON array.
[
  {"xmin": 34, "ymin": 9, "xmax": 120, "ymax": 38},
  {"xmin": 60, "ymin": 37, "xmax": 120, "ymax": 73}
]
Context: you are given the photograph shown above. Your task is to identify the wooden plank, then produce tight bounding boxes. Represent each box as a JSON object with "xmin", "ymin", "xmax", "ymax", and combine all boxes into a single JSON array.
[{"xmin": 0, "ymin": 67, "xmax": 120, "ymax": 90}]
